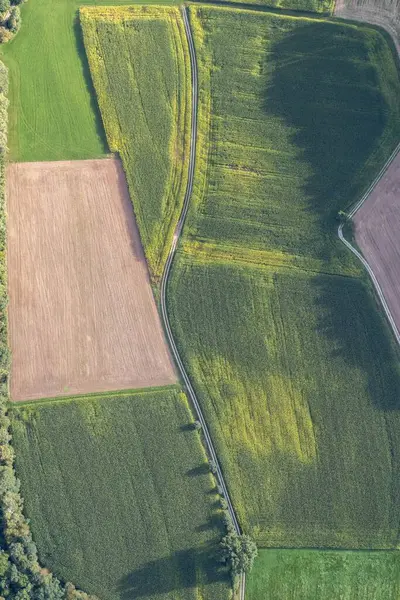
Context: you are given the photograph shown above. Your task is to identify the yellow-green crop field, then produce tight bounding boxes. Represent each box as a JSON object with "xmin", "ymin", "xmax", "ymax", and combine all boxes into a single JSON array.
[
  {"xmin": 81, "ymin": 6, "xmax": 191, "ymax": 278},
  {"xmin": 11, "ymin": 390, "xmax": 230, "ymax": 600},
  {"xmin": 167, "ymin": 5, "xmax": 400, "ymax": 548}
]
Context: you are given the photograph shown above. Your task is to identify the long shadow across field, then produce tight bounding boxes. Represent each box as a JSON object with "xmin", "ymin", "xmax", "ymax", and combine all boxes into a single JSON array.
[
  {"xmin": 264, "ymin": 21, "xmax": 392, "ymax": 265},
  {"xmin": 73, "ymin": 12, "xmax": 109, "ymax": 153},
  {"xmin": 258, "ymin": 19, "xmax": 400, "ymax": 547},
  {"xmin": 117, "ymin": 547, "xmax": 227, "ymax": 599},
  {"xmin": 264, "ymin": 20, "xmax": 400, "ymax": 400}
]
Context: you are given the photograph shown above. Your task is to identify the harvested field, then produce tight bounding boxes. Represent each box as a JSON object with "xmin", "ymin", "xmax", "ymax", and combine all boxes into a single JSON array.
[
  {"xmin": 335, "ymin": 0, "xmax": 400, "ymax": 54},
  {"xmin": 7, "ymin": 158, "xmax": 176, "ymax": 401},
  {"xmin": 353, "ymin": 151, "xmax": 400, "ymax": 337}
]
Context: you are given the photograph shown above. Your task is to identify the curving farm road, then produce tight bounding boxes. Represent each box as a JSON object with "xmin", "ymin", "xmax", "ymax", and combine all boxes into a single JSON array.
[
  {"xmin": 335, "ymin": 0, "xmax": 400, "ymax": 350},
  {"xmin": 160, "ymin": 6, "xmax": 245, "ymax": 599},
  {"xmin": 338, "ymin": 140, "xmax": 400, "ymax": 347}
]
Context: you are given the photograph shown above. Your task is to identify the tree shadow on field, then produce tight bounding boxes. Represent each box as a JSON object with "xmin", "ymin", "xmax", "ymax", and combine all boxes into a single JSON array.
[
  {"xmin": 311, "ymin": 274, "xmax": 400, "ymax": 411},
  {"xmin": 264, "ymin": 21, "xmax": 390, "ymax": 265},
  {"xmin": 117, "ymin": 547, "xmax": 228, "ymax": 599},
  {"xmin": 265, "ymin": 22, "xmax": 400, "ymax": 411},
  {"xmin": 73, "ymin": 12, "xmax": 109, "ymax": 153}
]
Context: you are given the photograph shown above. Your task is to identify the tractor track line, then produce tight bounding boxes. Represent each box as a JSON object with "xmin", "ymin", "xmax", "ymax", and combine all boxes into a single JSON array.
[{"xmin": 160, "ymin": 6, "xmax": 245, "ymax": 599}]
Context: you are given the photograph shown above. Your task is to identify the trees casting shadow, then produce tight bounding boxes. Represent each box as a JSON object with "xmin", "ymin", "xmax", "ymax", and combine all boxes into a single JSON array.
[
  {"xmin": 117, "ymin": 547, "xmax": 228, "ymax": 600},
  {"xmin": 264, "ymin": 21, "xmax": 400, "ymax": 410}
]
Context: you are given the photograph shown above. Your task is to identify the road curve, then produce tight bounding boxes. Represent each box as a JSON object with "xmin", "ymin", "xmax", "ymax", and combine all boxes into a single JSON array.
[
  {"xmin": 160, "ymin": 6, "xmax": 245, "ymax": 598},
  {"xmin": 338, "ymin": 141, "xmax": 400, "ymax": 347}
]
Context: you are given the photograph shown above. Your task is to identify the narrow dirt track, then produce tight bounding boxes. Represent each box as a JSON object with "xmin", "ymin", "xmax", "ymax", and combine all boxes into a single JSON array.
[
  {"xmin": 160, "ymin": 6, "xmax": 245, "ymax": 598},
  {"xmin": 7, "ymin": 158, "xmax": 176, "ymax": 401}
]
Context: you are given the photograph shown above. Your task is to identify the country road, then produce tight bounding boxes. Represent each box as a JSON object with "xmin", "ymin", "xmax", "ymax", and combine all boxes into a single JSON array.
[{"xmin": 159, "ymin": 6, "xmax": 245, "ymax": 599}]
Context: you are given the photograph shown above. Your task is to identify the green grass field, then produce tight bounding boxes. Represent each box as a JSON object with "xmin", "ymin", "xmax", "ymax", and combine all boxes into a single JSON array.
[
  {"xmin": 247, "ymin": 549, "xmax": 400, "ymax": 599},
  {"xmin": 11, "ymin": 389, "xmax": 230, "ymax": 600},
  {"xmin": 81, "ymin": 6, "xmax": 190, "ymax": 278},
  {"xmin": 166, "ymin": 6, "xmax": 400, "ymax": 547},
  {"xmin": 0, "ymin": 0, "xmax": 180, "ymax": 163}
]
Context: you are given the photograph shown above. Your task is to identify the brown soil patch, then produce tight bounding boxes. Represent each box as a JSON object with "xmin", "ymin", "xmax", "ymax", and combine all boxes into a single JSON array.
[
  {"xmin": 7, "ymin": 158, "xmax": 176, "ymax": 401},
  {"xmin": 335, "ymin": 0, "xmax": 400, "ymax": 55},
  {"xmin": 353, "ymin": 152, "xmax": 400, "ymax": 333}
]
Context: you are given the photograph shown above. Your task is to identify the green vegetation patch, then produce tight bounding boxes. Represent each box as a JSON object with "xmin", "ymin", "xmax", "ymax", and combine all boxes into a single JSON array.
[
  {"xmin": 11, "ymin": 389, "xmax": 230, "ymax": 600},
  {"xmin": 81, "ymin": 6, "xmax": 190, "ymax": 278},
  {"xmin": 247, "ymin": 549, "xmax": 400, "ymax": 599},
  {"xmin": 166, "ymin": 5, "xmax": 400, "ymax": 547},
  {"xmin": 169, "ymin": 258, "xmax": 400, "ymax": 547},
  {"xmin": 187, "ymin": 6, "xmax": 400, "ymax": 274}
]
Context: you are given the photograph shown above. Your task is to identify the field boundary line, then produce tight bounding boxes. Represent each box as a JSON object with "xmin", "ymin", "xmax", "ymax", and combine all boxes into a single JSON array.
[
  {"xmin": 159, "ymin": 6, "xmax": 245, "ymax": 599},
  {"xmin": 338, "ymin": 140, "xmax": 400, "ymax": 347}
]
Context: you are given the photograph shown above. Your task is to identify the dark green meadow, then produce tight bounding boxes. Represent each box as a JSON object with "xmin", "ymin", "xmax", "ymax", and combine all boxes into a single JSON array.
[
  {"xmin": 246, "ymin": 549, "xmax": 400, "ymax": 599},
  {"xmin": 166, "ymin": 6, "xmax": 400, "ymax": 548},
  {"xmin": 11, "ymin": 389, "xmax": 230, "ymax": 600}
]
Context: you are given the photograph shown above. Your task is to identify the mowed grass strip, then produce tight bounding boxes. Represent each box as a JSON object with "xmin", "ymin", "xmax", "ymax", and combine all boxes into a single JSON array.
[
  {"xmin": 81, "ymin": 6, "xmax": 190, "ymax": 278},
  {"xmin": 11, "ymin": 389, "xmax": 230, "ymax": 600},
  {"xmin": 169, "ymin": 258, "xmax": 400, "ymax": 547},
  {"xmin": 247, "ymin": 549, "xmax": 400, "ymax": 599},
  {"xmin": 187, "ymin": 7, "xmax": 400, "ymax": 275}
]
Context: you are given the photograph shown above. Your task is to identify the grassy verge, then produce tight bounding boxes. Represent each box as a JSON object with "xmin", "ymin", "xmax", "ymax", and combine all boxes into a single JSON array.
[
  {"xmin": 11, "ymin": 389, "xmax": 231, "ymax": 600},
  {"xmin": 81, "ymin": 6, "xmax": 190, "ymax": 278},
  {"xmin": 246, "ymin": 549, "xmax": 400, "ymax": 599},
  {"xmin": 167, "ymin": 5, "xmax": 400, "ymax": 547}
]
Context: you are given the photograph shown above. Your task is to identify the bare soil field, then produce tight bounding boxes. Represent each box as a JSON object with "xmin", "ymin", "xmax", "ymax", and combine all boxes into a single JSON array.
[
  {"xmin": 335, "ymin": 0, "xmax": 400, "ymax": 54},
  {"xmin": 353, "ymin": 152, "xmax": 400, "ymax": 334},
  {"xmin": 7, "ymin": 158, "xmax": 176, "ymax": 401}
]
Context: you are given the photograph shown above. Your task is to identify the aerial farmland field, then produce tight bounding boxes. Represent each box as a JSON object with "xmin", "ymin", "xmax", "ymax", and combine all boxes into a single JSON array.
[
  {"xmin": 166, "ymin": 5, "xmax": 400, "ymax": 548},
  {"xmin": 7, "ymin": 158, "xmax": 176, "ymax": 401},
  {"xmin": 11, "ymin": 389, "xmax": 230, "ymax": 600},
  {"xmin": 3, "ymin": 0, "xmax": 400, "ymax": 597},
  {"xmin": 246, "ymin": 549, "xmax": 400, "ymax": 599},
  {"xmin": 81, "ymin": 5, "xmax": 191, "ymax": 278}
]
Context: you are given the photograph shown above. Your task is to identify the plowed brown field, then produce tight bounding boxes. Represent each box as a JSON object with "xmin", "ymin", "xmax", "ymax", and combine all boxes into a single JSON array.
[
  {"xmin": 353, "ymin": 152, "xmax": 400, "ymax": 335},
  {"xmin": 7, "ymin": 158, "xmax": 176, "ymax": 401}
]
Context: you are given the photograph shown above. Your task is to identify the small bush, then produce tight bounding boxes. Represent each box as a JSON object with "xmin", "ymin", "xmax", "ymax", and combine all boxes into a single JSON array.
[
  {"xmin": 0, "ymin": 0, "xmax": 9, "ymax": 14},
  {"xmin": 220, "ymin": 532, "xmax": 258, "ymax": 577}
]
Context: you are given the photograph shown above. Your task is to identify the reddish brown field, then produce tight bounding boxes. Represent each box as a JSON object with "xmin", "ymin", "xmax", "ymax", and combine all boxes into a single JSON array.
[
  {"xmin": 335, "ymin": 0, "xmax": 400, "ymax": 54},
  {"xmin": 354, "ymin": 152, "xmax": 400, "ymax": 334},
  {"xmin": 7, "ymin": 158, "xmax": 176, "ymax": 401}
]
